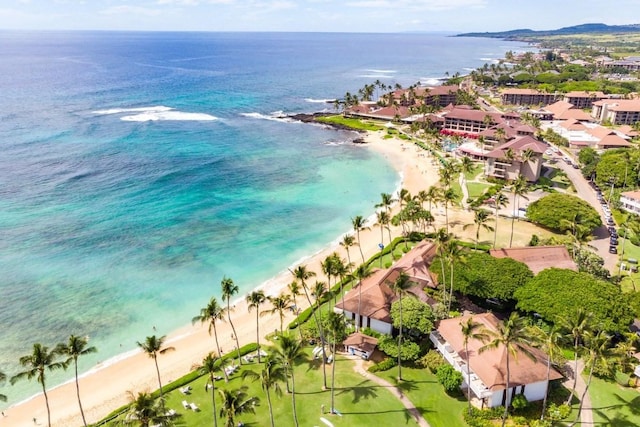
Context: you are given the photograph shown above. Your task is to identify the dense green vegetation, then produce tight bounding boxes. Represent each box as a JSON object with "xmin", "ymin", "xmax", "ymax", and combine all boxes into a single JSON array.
[
  {"xmin": 526, "ymin": 193, "xmax": 602, "ymax": 233},
  {"xmin": 315, "ymin": 115, "xmax": 385, "ymax": 131}
]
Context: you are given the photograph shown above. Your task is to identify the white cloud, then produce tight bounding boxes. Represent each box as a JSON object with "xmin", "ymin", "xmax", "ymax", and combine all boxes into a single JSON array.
[
  {"xmin": 100, "ymin": 5, "xmax": 163, "ymax": 16},
  {"xmin": 346, "ymin": 0, "xmax": 486, "ymax": 10}
]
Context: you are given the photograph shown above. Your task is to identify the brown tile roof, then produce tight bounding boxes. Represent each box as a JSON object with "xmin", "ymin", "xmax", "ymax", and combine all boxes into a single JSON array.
[
  {"xmin": 484, "ymin": 135, "xmax": 547, "ymax": 159},
  {"xmin": 502, "ymin": 88, "xmax": 542, "ymax": 95},
  {"xmin": 587, "ymin": 126, "xmax": 616, "ymax": 139},
  {"xmin": 557, "ymin": 108, "xmax": 593, "ymax": 121},
  {"xmin": 560, "ymin": 119, "xmax": 586, "ymax": 131},
  {"xmin": 437, "ymin": 313, "xmax": 563, "ymax": 392},
  {"xmin": 444, "ymin": 108, "xmax": 503, "ymax": 123},
  {"xmin": 616, "ymin": 125, "xmax": 640, "ymax": 137},
  {"xmin": 342, "ymin": 332, "xmax": 379, "ymax": 354},
  {"xmin": 489, "ymin": 245, "xmax": 577, "ymax": 274},
  {"xmin": 598, "ymin": 134, "xmax": 632, "ymax": 148},
  {"xmin": 564, "ymin": 91, "xmax": 606, "ymax": 99},
  {"xmin": 607, "ymin": 100, "xmax": 640, "ymax": 112},
  {"xmin": 622, "ymin": 191, "xmax": 640, "ymax": 201},
  {"xmin": 544, "ymin": 100, "xmax": 574, "ymax": 116}
]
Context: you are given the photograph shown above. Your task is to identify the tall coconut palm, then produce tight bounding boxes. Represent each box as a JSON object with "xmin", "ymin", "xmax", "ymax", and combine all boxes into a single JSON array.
[
  {"xmin": 200, "ymin": 352, "xmax": 221, "ymax": 427},
  {"xmin": 339, "ymin": 234, "xmax": 356, "ymax": 274},
  {"xmin": 492, "ymin": 190, "xmax": 509, "ymax": 248},
  {"xmin": 460, "ymin": 318, "xmax": 489, "ymax": 415},
  {"xmin": 480, "ymin": 313, "xmax": 536, "ymax": 427},
  {"xmin": 124, "ymin": 391, "xmax": 170, "ymax": 427},
  {"xmin": 351, "ymin": 264, "xmax": 372, "ymax": 332},
  {"xmin": 398, "ymin": 188, "xmax": 412, "ymax": 246},
  {"xmin": 330, "ymin": 253, "xmax": 350, "ymax": 306},
  {"xmin": 288, "ymin": 280, "xmax": 305, "ymax": 342},
  {"xmin": 459, "ymin": 156, "xmax": 475, "ymax": 184},
  {"xmin": 433, "ymin": 227, "xmax": 453, "ymax": 303},
  {"xmin": 11, "ymin": 343, "xmax": 65, "ymax": 427},
  {"xmin": 376, "ymin": 210, "xmax": 391, "ymax": 267},
  {"xmin": 218, "ymin": 387, "xmax": 259, "ymax": 427},
  {"xmin": 246, "ymin": 290, "xmax": 267, "ymax": 363},
  {"xmin": 274, "ymin": 334, "xmax": 307, "ymax": 427},
  {"xmin": 263, "ymin": 293, "xmax": 292, "ymax": 336},
  {"xmin": 221, "ymin": 276, "xmax": 242, "ymax": 364},
  {"xmin": 242, "ymin": 353, "xmax": 286, "ymax": 427},
  {"xmin": 325, "ymin": 312, "xmax": 347, "ymax": 414},
  {"xmin": 321, "ymin": 254, "xmax": 337, "ymax": 298},
  {"xmin": 560, "ymin": 308, "xmax": 593, "ymax": 405},
  {"xmin": 311, "ymin": 280, "xmax": 331, "ymax": 389},
  {"xmin": 528, "ymin": 325, "xmax": 563, "ymax": 421},
  {"xmin": 441, "ymin": 188, "xmax": 458, "ymax": 234},
  {"xmin": 56, "ymin": 335, "xmax": 97, "ymax": 427},
  {"xmin": 376, "ymin": 192, "xmax": 395, "ymax": 214},
  {"xmin": 137, "ymin": 335, "xmax": 175, "ymax": 404},
  {"xmin": 352, "ymin": 215, "xmax": 370, "ymax": 264},
  {"xmin": 509, "ymin": 175, "xmax": 529, "ymax": 248},
  {"xmin": 463, "ymin": 208, "xmax": 494, "ymax": 251},
  {"xmin": 425, "ymin": 185, "xmax": 441, "ymax": 212},
  {"xmin": 388, "ymin": 272, "xmax": 414, "ymax": 381},
  {"xmin": 193, "ymin": 297, "xmax": 228, "ymax": 381}
]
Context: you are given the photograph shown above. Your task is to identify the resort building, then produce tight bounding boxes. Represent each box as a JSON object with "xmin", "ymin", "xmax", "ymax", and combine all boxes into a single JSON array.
[
  {"xmin": 393, "ymin": 85, "xmax": 459, "ymax": 108},
  {"xmin": 335, "ymin": 240, "xmax": 438, "ymax": 334},
  {"xmin": 592, "ymin": 99, "xmax": 640, "ymax": 125},
  {"xmin": 563, "ymin": 91, "xmax": 607, "ymax": 109},
  {"xmin": 342, "ymin": 332, "xmax": 379, "ymax": 360},
  {"xmin": 601, "ymin": 57, "xmax": 640, "ymax": 72},
  {"xmin": 484, "ymin": 135, "xmax": 547, "ymax": 182},
  {"xmin": 501, "ymin": 88, "xmax": 558, "ymax": 106},
  {"xmin": 430, "ymin": 313, "xmax": 563, "ymax": 409},
  {"xmin": 542, "ymin": 101, "xmax": 593, "ymax": 121},
  {"xmin": 543, "ymin": 120, "xmax": 632, "ymax": 150},
  {"xmin": 441, "ymin": 107, "xmax": 505, "ymax": 135},
  {"xmin": 489, "ymin": 245, "xmax": 578, "ymax": 274},
  {"xmin": 619, "ymin": 191, "xmax": 640, "ymax": 216}
]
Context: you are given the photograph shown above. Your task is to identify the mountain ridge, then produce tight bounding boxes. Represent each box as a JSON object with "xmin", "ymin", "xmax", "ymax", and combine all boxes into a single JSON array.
[{"xmin": 457, "ymin": 23, "xmax": 640, "ymax": 39}]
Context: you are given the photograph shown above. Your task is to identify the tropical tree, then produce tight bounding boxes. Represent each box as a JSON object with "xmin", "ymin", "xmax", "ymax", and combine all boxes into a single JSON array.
[
  {"xmin": 480, "ymin": 313, "xmax": 536, "ymax": 427},
  {"xmin": 200, "ymin": 352, "xmax": 221, "ymax": 427},
  {"xmin": 263, "ymin": 293, "xmax": 292, "ymax": 335},
  {"xmin": 376, "ymin": 192, "xmax": 395, "ymax": 214},
  {"xmin": 560, "ymin": 308, "xmax": 593, "ymax": 405},
  {"xmin": 460, "ymin": 318, "xmax": 489, "ymax": 415},
  {"xmin": 445, "ymin": 241, "xmax": 465, "ymax": 314},
  {"xmin": 351, "ymin": 264, "xmax": 372, "ymax": 332},
  {"xmin": 221, "ymin": 276, "xmax": 242, "ymax": 364},
  {"xmin": 459, "ymin": 156, "xmax": 475, "ymax": 184},
  {"xmin": 325, "ymin": 312, "xmax": 347, "ymax": 414},
  {"xmin": 509, "ymin": 175, "xmax": 529, "ymax": 248},
  {"xmin": 425, "ymin": 185, "xmax": 441, "ymax": 212},
  {"xmin": 11, "ymin": 343, "xmax": 65, "ymax": 427},
  {"xmin": 137, "ymin": 335, "xmax": 175, "ymax": 404},
  {"xmin": 352, "ymin": 215, "xmax": 370, "ymax": 263},
  {"xmin": 275, "ymin": 334, "xmax": 307, "ymax": 427},
  {"xmin": 339, "ymin": 234, "xmax": 356, "ymax": 274},
  {"xmin": 376, "ymin": 210, "xmax": 391, "ymax": 267},
  {"xmin": 242, "ymin": 353, "xmax": 286, "ymax": 427},
  {"xmin": 288, "ymin": 280, "xmax": 305, "ymax": 342},
  {"xmin": 463, "ymin": 208, "xmax": 494, "ymax": 250},
  {"xmin": 528, "ymin": 325, "xmax": 563, "ymax": 421},
  {"xmin": 124, "ymin": 391, "xmax": 171, "ymax": 427},
  {"xmin": 218, "ymin": 387, "xmax": 259, "ymax": 427},
  {"xmin": 388, "ymin": 272, "xmax": 414, "ymax": 381},
  {"xmin": 492, "ymin": 190, "xmax": 509, "ymax": 248},
  {"xmin": 56, "ymin": 335, "xmax": 97, "ymax": 427},
  {"xmin": 433, "ymin": 227, "xmax": 453, "ymax": 302},
  {"xmin": 441, "ymin": 188, "xmax": 458, "ymax": 234},
  {"xmin": 193, "ymin": 297, "xmax": 228, "ymax": 381},
  {"xmin": 311, "ymin": 280, "xmax": 331, "ymax": 389},
  {"xmin": 246, "ymin": 290, "xmax": 267, "ymax": 363}
]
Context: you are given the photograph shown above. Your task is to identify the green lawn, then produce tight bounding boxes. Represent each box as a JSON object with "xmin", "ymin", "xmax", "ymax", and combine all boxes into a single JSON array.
[
  {"xmin": 466, "ymin": 182, "xmax": 491, "ymax": 199},
  {"xmin": 464, "ymin": 164, "xmax": 484, "ymax": 182},
  {"xmin": 316, "ymin": 115, "xmax": 385, "ymax": 131},
  {"xmin": 586, "ymin": 373, "xmax": 640, "ymax": 426},
  {"xmin": 376, "ymin": 365, "xmax": 467, "ymax": 427},
  {"xmin": 109, "ymin": 348, "xmax": 418, "ymax": 427}
]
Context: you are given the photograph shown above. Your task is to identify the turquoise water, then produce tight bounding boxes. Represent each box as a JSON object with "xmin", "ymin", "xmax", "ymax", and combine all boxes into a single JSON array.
[{"xmin": 0, "ymin": 31, "xmax": 531, "ymax": 405}]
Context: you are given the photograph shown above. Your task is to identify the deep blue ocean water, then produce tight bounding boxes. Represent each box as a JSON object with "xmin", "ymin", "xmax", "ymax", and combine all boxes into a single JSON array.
[{"xmin": 0, "ymin": 31, "xmax": 531, "ymax": 405}]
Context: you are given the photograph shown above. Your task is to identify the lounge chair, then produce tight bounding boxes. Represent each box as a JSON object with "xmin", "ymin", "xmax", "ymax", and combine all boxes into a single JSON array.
[
  {"xmin": 182, "ymin": 400, "xmax": 190, "ymax": 409},
  {"xmin": 179, "ymin": 386, "xmax": 191, "ymax": 394},
  {"xmin": 165, "ymin": 409, "xmax": 177, "ymax": 417},
  {"xmin": 190, "ymin": 402, "xmax": 200, "ymax": 411}
]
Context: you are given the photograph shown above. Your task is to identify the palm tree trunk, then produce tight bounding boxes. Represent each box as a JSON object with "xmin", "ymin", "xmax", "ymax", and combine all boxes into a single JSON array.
[
  {"xmin": 379, "ymin": 226, "xmax": 384, "ymax": 268},
  {"xmin": 448, "ymin": 261, "xmax": 455, "ymax": 314},
  {"xmin": 153, "ymin": 356, "xmax": 166, "ymax": 412},
  {"xmin": 302, "ymin": 286, "xmax": 328, "ymax": 389},
  {"xmin": 74, "ymin": 360, "xmax": 88, "ymax": 427},
  {"xmin": 572, "ymin": 360, "xmax": 595, "ymax": 426},
  {"xmin": 291, "ymin": 371, "xmax": 299, "ymax": 427},
  {"xmin": 502, "ymin": 356, "xmax": 510, "ymax": 427},
  {"xmin": 357, "ymin": 230, "xmax": 366, "ymax": 264},
  {"xmin": 567, "ymin": 344, "xmax": 579, "ymax": 405},
  {"xmin": 494, "ymin": 206, "xmax": 499, "ymax": 248},
  {"xmin": 293, "ymin": 296, "xmax": 304, "ymax": 343},
  {"xmin": 266, "ymin": 387, "xmax": 275, "ymax": 427},
  {"xmin": 213, "ymin": 323, "xmax": 229, "ymax": 382},
  {"xmin": 397, "ymin": 297, "xmax": 403, "ymax": 381},
  {"xmin": 445, "ymin": 204, "xmax": 450, "ymax": 234},
  {"xmin": 541, "ymin": 358, "xmax": 551, "ymax": 420},
  {"xmin": 466, "ymin": 343, "xmax": 472, "ymax": 415},
  {"xmin": 210, "ymin": 374, "xmax": 218, "ymax": 427},
  {"xmin": 509, "ymin": 193, "xmax": 516, "ymax": 248},
  {"xmin": 256, "ymin": 312, "xmax": 262, "ymax": 364},
  {"xmin": 42, "ymin": 381, "xmax": 52, "ymax": 427},
  {"xmin": 227, "ymin": 301, "xmax": 242, "ymax": 365},
  {"xmin": 439, "ymin": 256, "xmax": 447, "ymax": 303}
]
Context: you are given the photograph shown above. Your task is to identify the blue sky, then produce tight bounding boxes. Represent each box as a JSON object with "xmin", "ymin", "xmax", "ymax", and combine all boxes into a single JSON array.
[{"xmin": 1, "ymin": 0, "xmax": 639, "ymax": 33}]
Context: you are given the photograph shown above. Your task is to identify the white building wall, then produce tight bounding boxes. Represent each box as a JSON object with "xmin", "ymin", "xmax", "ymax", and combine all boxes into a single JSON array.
[{"xmin": 370, "ymin": 318, "xmax": 393, "ymax": 335}]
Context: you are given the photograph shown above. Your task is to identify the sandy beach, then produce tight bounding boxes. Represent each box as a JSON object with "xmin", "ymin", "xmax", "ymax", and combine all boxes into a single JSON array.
[{"xmin": 1, "ymin": 131, "xmax": 445, "ymax": 426}]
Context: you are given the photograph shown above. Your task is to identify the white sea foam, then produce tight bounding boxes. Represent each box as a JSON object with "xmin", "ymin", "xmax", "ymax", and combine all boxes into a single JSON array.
[
  {"xmin": 357, "ymin": 74, "xmax": 395, "ymax": 79},
  {"xmin": 365, "ymin": 69, "xmax": 396, "ymax": 74},
  {"xmin": 305, "ymin": 98, "xmax": 336, "ymax": 103},
  {"xmin": 240, "ymin": 112, "xmax": 295, "ymax": 123},
  {"xmin": 93, "ymin": 105, "xmax": 217, "ymax": 122},
  {"xmin": 420, "ymin": 77, "xmax": 447, "ymax": 86}
]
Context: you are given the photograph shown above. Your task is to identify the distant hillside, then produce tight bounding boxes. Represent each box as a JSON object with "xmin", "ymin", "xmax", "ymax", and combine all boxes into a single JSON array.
[{"xmin": 457, "ymin": 23, "xmax": 640, "ymax": 39}]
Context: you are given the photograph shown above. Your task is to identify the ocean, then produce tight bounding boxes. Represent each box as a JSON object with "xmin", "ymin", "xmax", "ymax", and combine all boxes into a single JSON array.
[{"xmin": 0, "ymin": 30, "xmax": 531, "ymax": 406}]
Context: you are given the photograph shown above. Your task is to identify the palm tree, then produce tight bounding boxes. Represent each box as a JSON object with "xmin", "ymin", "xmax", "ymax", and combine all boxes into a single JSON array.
[
  {"xmin": 288, "ymin": 280, "xmax": 305, "ymax": 342},
  {"xmin": 246, "ymin": 290, "xmax": 267, "ymax": 363},
  {"xmin": 492, "ymin": 190, "xmax": 509, "ymax": 248},
  {"xmin": 325, "ymin": 312, "xmax": 347, "ymax": 414},
  {"xmin": 388, "ymin": 272, "xmax": 414, "ymax": 381},
  {"xmin": 518, "ymin": 148, "xmax": 535, "ymax": 175},
  {"xmin": 0, "ymin": 369, "xmax": 6, "ymax": 402},
  {"xmin": 311, "ymin": 280, "xmax": 331, "ymax": 389},
  {"xmin": 509, "ymin": 175, "xmax": 528, "ymax": 247},
  {"xmin": 200, "ymin": 352, "xmax": 221, "ymax": 427},
  {"xmin": 459, "ymin": 156, "xmax": 475, "ymax": 184},
  {"xmin": 560, "ymin": 308, "xmax": 593, "ymax": 405},
  {"xmin": 137, "ymin": 335, "xmax": 175, "ymax": 404},
  {"xmin": 351, "ymin": 264, "xmax": 372, "ymax": 332},
  {"xmin": 425, "ymin": 185, "xmax": 441, "ymax": 212},
  {"xmin": 221, "ymin": 276, "xmax": 242, "ymax": 364},
  {"xmin": 571, "ymin": 330, "xmax": 616, "ymax": 427},
  {"xmin": 218, "ymin": 387, "xmax": 259, "ymax": 427},
  {"xmin": 124, "ymin": 391, "xmax": 170, "ymax": 427},
  {"xmin": 460, "ymin": 318, "xmax": 489, "ymax": 415},
  {"xmin": 339, "ymin": 234, "xmax": 356, "ymax": 274},
  {"xmin": 263, "ymin": 293, "xmax": 292, "ymax": 335},
  {"xmin": 193, "ymin": 297, "xmax": 228, "ymax": 381},
  {"xmin": 376, "ymin": 210, "xmax": 391, "ymax": 267},
  {"xmin": 56, "ymin": 335, "xmax": 97, "ymax": 427},
  {"xmin": 445, "ymin": 241, "xmax": 465, "ymax": 314},
  {"xmin": 441, "ymin": 188, "xmax": 458, "ymax": 234},
  {"xmin": 480, "ymin": 312, "xmax": 536, "ymax": 427},
  {"xmin": 433, "ymin": 227, "xmax": 453, "ymax": 303},
  {"xmin": 275, "ymin": 334, "xmax": 307, "ymax": 427},
  {"xmin": 242, "ymin": 353, "xmax": 286, "ymax": 427},
  {"xmin": 11, "ymin": 343, "xmax": 65, "ymax": 427},
  {"xmin": 463, "ymin": 208, "xmax": 494, "ymax": 251},
  {"xmin": 376, "ymin": 192, "xmax": 395, "ymax": 214},
  {"xmin": 528, "ymin": 325, "xmax": 563, "ymax": 421},
  {"xmin": 352, "ymin": 215, "xmax": 370, "ymax": 263}
]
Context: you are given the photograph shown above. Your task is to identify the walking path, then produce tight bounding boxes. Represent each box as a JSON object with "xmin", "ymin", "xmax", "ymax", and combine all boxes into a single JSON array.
[
  {"xmin": 564, "ymin": 359, "xmax": 593, "ymax": 426},
  {"xmin": 348, "ymin": 355, "xmax": 430, "ymax": 427}
]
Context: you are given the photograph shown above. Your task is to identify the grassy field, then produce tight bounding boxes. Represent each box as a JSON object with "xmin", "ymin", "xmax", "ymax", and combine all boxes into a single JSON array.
[
  {"xmin": 464, "ymin": 164, "xmax": 484, "ymax": 181},
  {"xmin": 587, "ymin": 373, "xmax": 640, "ymax": 426},
  {"xmin": 376, "ymin": 366, "xmax": 467, "ymax": 427},
  {"xmin": 315, "ymin": 115, "xmax": 385, "ymax": 131},
  {"xmin": 466, "ymin": 182, "xmax": 491, "ymax": 199},
  {"xmin": 109, "ymin": 347, "xmax": 418, "ymax": 426}
]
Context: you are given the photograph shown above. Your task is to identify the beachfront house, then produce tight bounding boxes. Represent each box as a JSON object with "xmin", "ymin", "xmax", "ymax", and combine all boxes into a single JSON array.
[
  {"xmin": 335, "ymin": 240, "xmax": 437, "ymax": 334},
  {"xmin": 620, "ymin": 191, "xmax": 640, "ymax": 216},
  {"xmin": 430, "ymin": 313, "xmax": 563, "ymax": 408},
  {"xmin": 484, "ymin": 135, "xmax": 547, "ymax": 182},
  {"xmin": 342, "ymin": 332, "xmax": 379, "ymax": 360}
]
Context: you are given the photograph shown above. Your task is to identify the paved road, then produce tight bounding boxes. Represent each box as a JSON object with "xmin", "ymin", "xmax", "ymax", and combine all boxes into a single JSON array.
[{"xmin": 551, "ymin": 153, "xmax": 619, "ymax": 274}]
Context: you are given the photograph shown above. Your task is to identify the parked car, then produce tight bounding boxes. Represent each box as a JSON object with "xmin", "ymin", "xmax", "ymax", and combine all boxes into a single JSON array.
[
  {"xmin": 572, "ymin": 163, "xmax": 580, "ymax": 169},
  {"xmin": 609, "ymin": 246, "xmax": 618, "ymax": 254},
  {"xmin": 610, "ymin": 238, "xmax": 619, "ymax": 245}
]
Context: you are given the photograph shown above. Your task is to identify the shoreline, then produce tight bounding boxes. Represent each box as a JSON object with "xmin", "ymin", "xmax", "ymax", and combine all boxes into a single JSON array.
[{"xmin": 2, "ymin": 130, "xmax": 442, "ymax": 426}]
